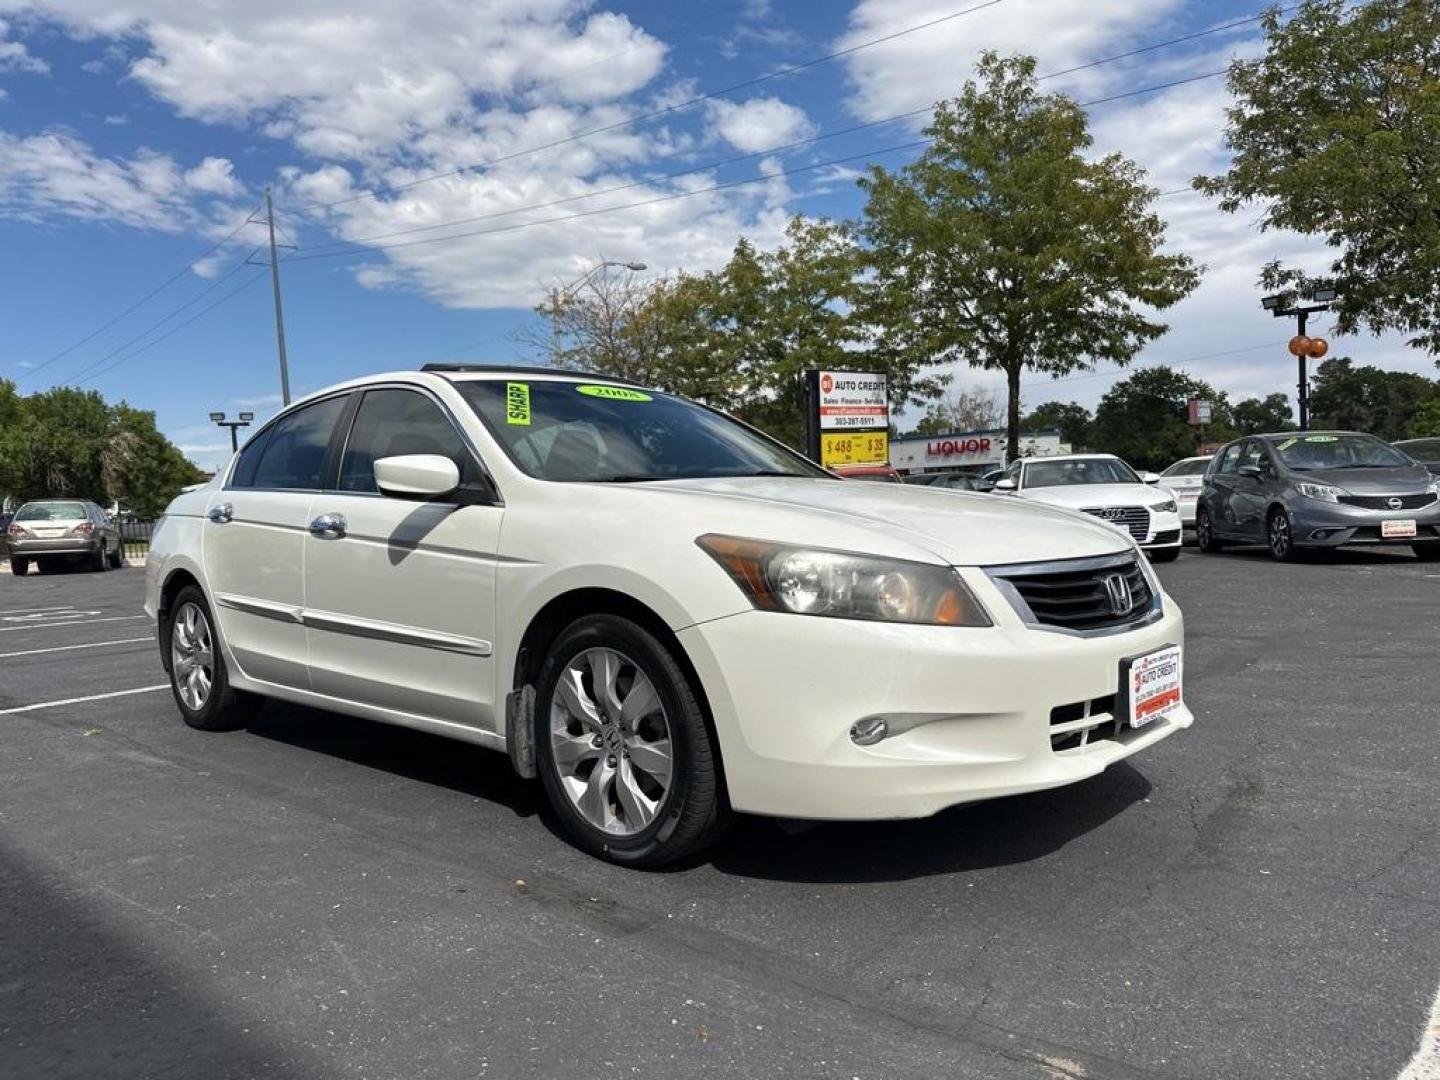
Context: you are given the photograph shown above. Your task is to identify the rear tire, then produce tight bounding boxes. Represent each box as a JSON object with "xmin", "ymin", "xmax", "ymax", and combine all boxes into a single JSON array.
[
  {"xmin": 163, "ymin": 585, "xmax": 258, "ymax": 732},
  {"xmin": 1413, "ymin": 543, "xmax": 1440, "ymax": 562},
  {"xmin": 1195, "ymin": 507, "xmax": 1224, "ymax": 553},
  {"xmin": 89, "ymin": 545, "xmax": 107, "ymax": 572},
  {"xmin": 108, "ymin": 542, "xmax": 124, "ymax": 568},
  {"xmin": 9, "ymin": 557, "xmax": 28, "ymax": 576},
  {"xmin": 534, "ymin": 613, "xmax": 729, "ymax": 868}
]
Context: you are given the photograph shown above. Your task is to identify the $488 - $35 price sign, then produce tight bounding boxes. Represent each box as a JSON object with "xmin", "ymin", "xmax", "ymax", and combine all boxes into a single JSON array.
[{"xmin": 821, "ymin": 431, "xmax": 889, "ymax": 467}]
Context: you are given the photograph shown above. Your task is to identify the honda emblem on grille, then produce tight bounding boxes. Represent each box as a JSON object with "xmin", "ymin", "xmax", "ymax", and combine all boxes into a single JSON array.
[
  {"xmin": 1388, "ymin": 497, "xmax": 1403, "ymax": 510},
  {"xmin": 1103, "ymin": 573, "xmax": 1133, "ymax": 616}
]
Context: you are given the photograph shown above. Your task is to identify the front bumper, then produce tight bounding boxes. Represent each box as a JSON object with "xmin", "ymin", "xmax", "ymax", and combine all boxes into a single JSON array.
[
  {"xmin": 678, "ymin": 582, "xmax": 1191, "ymax": 820},
  {"xmin": 1139, "ymin": 507, "xmax": 1183, "ymax": 550},
  {"xmin": 8, "ymin": 537, "xmax": 102, "ymax": 556},
  {"xmin": 1288, "ymin": 497, "xmax": 1440, "ymax": 547}
]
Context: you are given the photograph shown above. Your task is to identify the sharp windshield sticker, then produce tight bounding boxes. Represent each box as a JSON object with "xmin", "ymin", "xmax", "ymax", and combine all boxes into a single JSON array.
[
  {"xmin": 505, "ymin": 382, "xmax": 531, "ymax": 425},
  {"xmin": 576, "ymin": 385, "xmax": 652, "ymax": 402}
]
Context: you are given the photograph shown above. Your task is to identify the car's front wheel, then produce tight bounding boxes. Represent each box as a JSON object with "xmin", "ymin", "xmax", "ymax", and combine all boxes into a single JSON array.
[
  {"xmin": 534, "ymin": 614, "xmax": 729, "ymax": 868},
  {"xmin": 163, "ymin": 585, "xmax": 258, "ymax": 732},
  {"xmin": 1195, "ymin": 507, "xmax": 1223, "ymax": 553},
  {"xmin": 1149, "ymin": 548, "xmax": 1180, "ymax": 563},
  {"xmin": 1267, "ymin": 508, "xmax": 1298, "ymax": 562}
]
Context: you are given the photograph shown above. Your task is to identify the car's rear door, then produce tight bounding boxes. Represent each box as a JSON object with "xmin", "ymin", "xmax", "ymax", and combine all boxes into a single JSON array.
[
  {"xmin": 302, "ymin": 385, "xmax": 504, "ymax": 730},
  {"xmin": 1206, "ymin": 444, "xmax": 1242, "ymax": 536},
  {"xmin": 203, "ymin": 393, "xmax": 350, "ymax": 689}
]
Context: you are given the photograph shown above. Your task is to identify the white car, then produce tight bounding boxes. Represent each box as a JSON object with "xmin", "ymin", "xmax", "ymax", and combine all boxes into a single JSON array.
[
  {"xmin": 144, "ymin": 367, "xmax": 1192, "ymax": 867},
  {"xmin": 991, "ymin": 453, "xmax": 1184, "ymax": 562},
  {"xmin": 1158, "ymin": 455, "xmax": 1213, "ymax": 528}
]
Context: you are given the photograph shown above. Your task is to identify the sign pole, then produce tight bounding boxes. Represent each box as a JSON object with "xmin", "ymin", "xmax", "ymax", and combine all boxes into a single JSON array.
[{"xmin": 802, "ymin": 370, "xmax": 821, "ymax": 462}]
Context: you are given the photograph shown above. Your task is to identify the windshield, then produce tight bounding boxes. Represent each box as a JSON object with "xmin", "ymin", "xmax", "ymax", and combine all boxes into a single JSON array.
[
  {"xmin": 1024, "ymin": 458, "xmax": 1140, "ymax": 488},
  {"xmin": 1161, "ymin": 458, "xmax": 1210, "ymax": 477},
  {"xmin": 1271, "ymin": 433, "xmax": 1412, "ymax": 470},
  {"xmin": 458, "ymin": 379, "xmax": 826, "ymax": 482},
  {"xmin": 16, "ymin": 501, "xmax": 87, "ymax": 521}
]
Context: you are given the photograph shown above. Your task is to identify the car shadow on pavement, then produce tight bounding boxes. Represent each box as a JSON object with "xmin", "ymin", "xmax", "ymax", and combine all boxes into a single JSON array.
[
  {"xmin": 243, "ymin": 704, "xmax": 543, "ymax": 819},
  {"xmin": 1197, "ymin": 544, "xmax": 1419, "ymax": 566},
  {"xmin": 0, "ymin": 836, "xmax": 311, "ymax": 1080},
  {"xmin": 710, "ymin": 763, "xmax": 1152, "ymax": 884}
]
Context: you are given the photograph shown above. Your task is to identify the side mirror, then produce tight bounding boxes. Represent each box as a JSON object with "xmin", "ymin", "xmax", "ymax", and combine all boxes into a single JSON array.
[
  {"xmin": 1237, "ymin": 464, "xmax": 1263, "ymax": 479},
  {"xmin": 1141, "ymin": 472, "xmax": 1162, "ymax": 484},
  {"xmin": 992, "ymin": 478, "xmax": 1018, "ymax": 492},
  {"xmin": 374, "ymin": 454, "xmax": 461, "ymax": 499}
]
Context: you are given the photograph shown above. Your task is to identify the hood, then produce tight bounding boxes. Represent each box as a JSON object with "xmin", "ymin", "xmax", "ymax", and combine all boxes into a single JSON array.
[
  {"xmin": 1020, "ymin": 483, "xmax": 1175, "ymax": 509},
  {"xmin": 645, "ymin": 476, "xmax": 1133, "ymax": 566},
  {"xmin": 1289, "ymin": 465, "xmax": 1434, "ymax": 494}
]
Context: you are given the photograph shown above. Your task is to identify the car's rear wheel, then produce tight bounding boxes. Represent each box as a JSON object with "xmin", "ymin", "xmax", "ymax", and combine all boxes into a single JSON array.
[
  {"xmin": 9, "ymin": 557, "xmax": 28, "ymax": 576},
  {"xmin": 164, "ymin": 586, "xmax": 258, "ymax": 732},
  {"xmin": 108, "ymin": 542, "xmax": 124, "ymax": 568},
  {"xmin": 1413, "ymin": 543, "xmax": 1440, "ymax": 562},
  {"xmin": 89, "ymin": 545, "xmax": 107, "ymax": 572},
  {"xmin": 1267, "ymin": 508, "xmax": 1298, "ymax": 562},
  {"xmin": 1195, "ymin": 507, "xmax": 1223, "ymax": 553},
  {"xmin": 534, "ymin": 614, "xmax": 728, "ymax": 868}
]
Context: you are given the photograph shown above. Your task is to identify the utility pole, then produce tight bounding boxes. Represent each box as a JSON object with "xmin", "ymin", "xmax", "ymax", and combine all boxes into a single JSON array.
[{"xmin": 265, "ymin": 188, "xmax": 292, "ymax": 406}]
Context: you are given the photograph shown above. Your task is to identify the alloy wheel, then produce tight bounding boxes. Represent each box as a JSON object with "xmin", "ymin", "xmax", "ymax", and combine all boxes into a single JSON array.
[
  {"xmin": 549, "ymin": 647, "xmax": 673, "ymax": 837},
  {"xmin": 171, "ymin": 601, "xmax": 215, "ymax": 710},
  {"xmin": 1269, "ymin": 512, "xmax": 1292, "ymax": 561}
]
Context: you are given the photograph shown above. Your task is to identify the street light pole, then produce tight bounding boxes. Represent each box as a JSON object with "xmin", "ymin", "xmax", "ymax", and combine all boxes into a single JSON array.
[
  {"xmin": 545, "ymin": 259, "xmax": 647, "ymax": 364},
  {"xmin": 209, "ymin": 411, "xmax": 254, "ymax": 454},
  {"xmin": 1261, "ymin": 288, "xmax": 1335, "ymax": 431}
]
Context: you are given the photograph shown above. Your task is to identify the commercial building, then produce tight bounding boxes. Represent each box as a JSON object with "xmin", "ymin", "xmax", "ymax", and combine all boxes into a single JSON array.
[{"xmin": 889, "ymin": 428, "xmax": 1069, "ymax": 475}]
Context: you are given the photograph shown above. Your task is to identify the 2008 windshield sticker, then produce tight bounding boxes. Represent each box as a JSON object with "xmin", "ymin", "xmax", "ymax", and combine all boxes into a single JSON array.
[
  {"xmin": 577, "ymin": 385, "xmax": 652, "ymax": 402},
  {"xmin": 505, "ymin": 382, "xmax": 531, "ymax": 425}
]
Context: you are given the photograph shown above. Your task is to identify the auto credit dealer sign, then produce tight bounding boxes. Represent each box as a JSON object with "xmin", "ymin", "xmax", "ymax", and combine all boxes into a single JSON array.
[{"xmin": 805, "ymin": 370, "xmax": 889, "ymax": 468}]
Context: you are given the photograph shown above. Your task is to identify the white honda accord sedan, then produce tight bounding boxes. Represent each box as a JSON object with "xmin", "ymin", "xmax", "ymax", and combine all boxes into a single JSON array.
[{"xmin": 145, "ymin": 366, "xmax": 1191, "ymax": 867}]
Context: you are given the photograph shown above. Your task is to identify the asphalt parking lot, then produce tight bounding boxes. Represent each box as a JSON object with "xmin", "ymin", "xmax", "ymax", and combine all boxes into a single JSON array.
[{"xmin": 1, "ymin": 549, "xmax": 1437, "ymax": 1080}]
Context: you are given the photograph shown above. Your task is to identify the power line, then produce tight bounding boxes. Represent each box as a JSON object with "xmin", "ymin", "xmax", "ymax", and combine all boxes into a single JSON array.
[
  {"xmin": 74, "ymin": 271, "xmax": 268, "ymax": 387},
  {"xmin": 294, "ymin": 0, "xmax": 1011, "ymax": 214},
  {"xmin": 21, "ymin": 207, "xmax": 261, "ymax": 383},
  {"xmin": 280, "ymin": 70, "xmax": 1227, "ymax": 266},
  {"xmin": 1039, "ymin": 7, "xmax": 1289, "ymax": 82}
]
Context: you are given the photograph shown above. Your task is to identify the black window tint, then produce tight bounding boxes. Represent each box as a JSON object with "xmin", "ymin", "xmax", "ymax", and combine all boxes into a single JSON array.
[
  {"xmin": 338, "ymin": 388, "xmax": 472, "ymax": 493},
  {"xmin": 1216, "ymin": 445, "xmax": 1240, "ymax": 474},
  {"xmin": 231, "ymin": 426, "xmax": 272, "ymax": 488},
  {"xmin": 250, "ymin": 396, "xmax": 347, "ymax": 491}
]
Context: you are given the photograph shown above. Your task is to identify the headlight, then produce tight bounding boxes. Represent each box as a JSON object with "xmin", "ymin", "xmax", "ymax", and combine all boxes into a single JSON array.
[
  {"xmin": 697, "ymin": 535, "xmax": 991, "ymax": 626},
  {"xmin": 1296, "ymin": 482, "xmax": 1348, "ymax": 503},
  {"xmin": 1151, "ymin": 500, "xmax": 1177, "ymax": 514}
]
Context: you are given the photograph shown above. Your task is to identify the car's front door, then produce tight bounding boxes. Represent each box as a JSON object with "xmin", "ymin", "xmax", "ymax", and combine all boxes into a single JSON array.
[
  {"xmin": 302, "ymin": 386, "xmax": 504, "ymax": 731},
  {"xmin": 1230, "ymin": 440, "xmax": 1270, "ymax": 538},
  {"xmin": 1206, "ymin": 443, "xmax": 1242, "ymax": 537},
  {"xmin": 203, "ymin": 393, "xmax": 350, "ymax": 689}
]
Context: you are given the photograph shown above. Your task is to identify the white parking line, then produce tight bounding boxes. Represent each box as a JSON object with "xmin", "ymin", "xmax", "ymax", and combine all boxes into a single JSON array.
[
  {"xmin": 0, "ymin": 605, "xmax": 77, "ymax": 616},
  {"xmin": 0, "ymin": 637, "xmax": 152, "ymax": 660},
  {"xmin": 0, "ymin": 614, "xmax": 146, "ymax": 633},
  {"xmin": 1398, "ymin": 984, "xmax": 1440, "ymax": 1079},
  {"xmin": 0, "ymin": 684, "xmax": 169, "ymax": 715}
]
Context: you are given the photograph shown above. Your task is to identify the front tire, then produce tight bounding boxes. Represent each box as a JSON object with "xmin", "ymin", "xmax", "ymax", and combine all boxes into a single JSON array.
[
  {"xmin": 1148, "ymin": 547, "xmax": 1180, "ymax": 563},
  {"xmin": 1195, "ymin": 507, "xmax": 1224, "ymax": 553},
  {"xmin": 1267, "ymin": 508, "xmax": 1298, "ymax": 562},
  {"xmin": 163, "ymin": 586, "xmax": 258, "ymax": 732},
  {"xmin": 534, "ymin": 614, "xmax": 729, "ymax": 868}
]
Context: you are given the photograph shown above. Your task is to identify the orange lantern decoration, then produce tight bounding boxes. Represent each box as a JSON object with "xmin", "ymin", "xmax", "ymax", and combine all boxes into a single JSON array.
[
  {"xmin": 1306, "ymin": 337, "xmax": 1328, "ymax": 358},
  {"xmin": 1288, "ymin": 335, "xmax": 1311, "ymax": 356}
]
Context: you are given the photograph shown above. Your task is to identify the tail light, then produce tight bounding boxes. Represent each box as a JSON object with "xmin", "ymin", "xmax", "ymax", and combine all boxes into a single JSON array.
[
  {"xmin": 71, "ymin": 521, "xmax": 94, "ymax": 536},
  {"xmin": 6, "ymin": 523, "xmax": 25, "ymax": 539}
]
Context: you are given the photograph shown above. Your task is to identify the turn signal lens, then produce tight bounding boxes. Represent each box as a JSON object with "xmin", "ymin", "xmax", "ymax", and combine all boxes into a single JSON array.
[{"xmin": 696, "ymin": 535, "xmax": 991, "ymax": 627}]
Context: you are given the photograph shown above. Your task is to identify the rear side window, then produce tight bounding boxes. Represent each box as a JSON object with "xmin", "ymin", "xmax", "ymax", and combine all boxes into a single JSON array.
[
  {"xmin": 248, "ymin": 396, "xmax": 348, "ymax": 491},
  {"xmin": 338, "ymin": 388, "xmax": 474, "ymax": 493}
]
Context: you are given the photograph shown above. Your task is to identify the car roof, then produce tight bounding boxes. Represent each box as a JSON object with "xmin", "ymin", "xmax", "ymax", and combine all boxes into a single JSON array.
[
  {"xmin": 420, "ymin": 363, "xmax": 648, "ymax": 387},
  {"xmin": 1253, "ymin": 429, "xmax": 1366, "ymax": 441},
  {"xmin": 1021, "ymin": 453, "xmax": 1121, "ymax": 464}
]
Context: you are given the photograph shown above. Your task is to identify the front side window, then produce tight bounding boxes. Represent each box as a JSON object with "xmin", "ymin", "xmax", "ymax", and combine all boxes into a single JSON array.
[
  {"xmin": 1271, "ymin": 433, "xmax": 1411, "ymax": 470},
  {"xmin": 458, "ymin": 380, "xmax": 824, "ymax": 482},
  {"xmin": 339, "ymin": 388, "xmax": 475, "ymax": 493},
  {"xmin": 1238, "ymin": 441, "xmax": 1265, "ymax": 473},
  {"xmin": 1215, "ymin": 445, "xmax": 1241, "ymax": 474},
  {"xmin": 248, "ymin": 395, "xmax": 348, "ymax": 491},
  {"xmin": 1022, "ymin": 458, "xmax": 1140, "ymax": 488}
]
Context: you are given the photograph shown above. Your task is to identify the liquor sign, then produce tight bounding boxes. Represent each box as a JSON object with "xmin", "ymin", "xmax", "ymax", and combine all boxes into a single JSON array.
[{"xmin": 803, "ymin": 370, "xmax": 890, "ymax": 468}]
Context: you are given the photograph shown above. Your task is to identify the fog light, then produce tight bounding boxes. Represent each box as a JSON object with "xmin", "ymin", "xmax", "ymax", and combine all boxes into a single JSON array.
[{"xmin": 849, "ymin": 716, "xmax": 889, "ymax": 746}]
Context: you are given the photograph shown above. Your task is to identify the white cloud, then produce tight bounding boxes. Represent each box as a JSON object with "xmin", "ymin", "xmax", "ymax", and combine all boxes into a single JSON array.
[
  {"xmin": 0, "ymin": 17, "xmax": 48, "ymax": 73},
  {"xmin": 708, "ymin": 96, "xmax": 814, "ymax": 153},
  {"xmin": 102, "ymin": 113, "xmax": 127, "ymax": 125}
]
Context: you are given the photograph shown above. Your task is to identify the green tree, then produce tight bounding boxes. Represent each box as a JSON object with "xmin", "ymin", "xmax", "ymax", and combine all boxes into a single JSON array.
[
  {"xmin": 1232, "ymin": 393, "xmax": 1295, "ymax": 435},
  {"xmin": 1197, "ymin": 0, "xmax": 1440, "ymax": 353},
  {"xmin": 905, "ymin": 385, "xmax": 1001, "ymax": 436},
  {"xmin": 1021, "ymin": 400, "xmax": 1093, "ymax": 448},
  {"xmin": 1307, "ymin": 357, "xmax": 1440, "ymax": 440},
  {"xmin": 1091, "ymin": 368, "xmax": 1237, "ymax": 470},
  {"xmin": 858, "ymin": 53, "xmax": 1200, "ymax": 461}
]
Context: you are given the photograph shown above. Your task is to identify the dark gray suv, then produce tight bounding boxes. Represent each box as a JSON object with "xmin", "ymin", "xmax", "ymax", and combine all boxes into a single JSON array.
[{"xmin": 1196, "ymin": 431, "xmax": 1440, "ymax": 562}]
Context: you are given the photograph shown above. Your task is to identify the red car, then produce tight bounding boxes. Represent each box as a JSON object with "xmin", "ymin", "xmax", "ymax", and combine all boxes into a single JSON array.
[{"xmin": 831, "ymin": 464, "xmax": 904, "ymax": 483}]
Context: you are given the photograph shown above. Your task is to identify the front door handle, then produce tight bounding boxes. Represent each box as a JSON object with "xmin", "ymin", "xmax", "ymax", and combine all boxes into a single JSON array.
[
  {"xmin": 309, "ymin": 512, "xmax": 347, "ymax": 538},
  {"xmin": 207, "ymin": 502, "xmax": 233, "ymax": 524}
]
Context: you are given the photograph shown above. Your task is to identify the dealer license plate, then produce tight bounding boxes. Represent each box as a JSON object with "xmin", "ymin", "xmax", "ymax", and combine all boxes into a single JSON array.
[
  {"xmin": 1121, "ymin": 645, "xmax": 1183, "ymax": 730},
  {"xmin": 1381, "ymin": 519, "xmax": 1417, "ymax": 539}
]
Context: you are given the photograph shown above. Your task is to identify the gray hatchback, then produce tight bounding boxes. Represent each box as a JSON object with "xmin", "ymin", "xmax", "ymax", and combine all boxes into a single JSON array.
[{"xmin": 1196, "ymin": 432, "xmax": 1440, "ymax": 562}]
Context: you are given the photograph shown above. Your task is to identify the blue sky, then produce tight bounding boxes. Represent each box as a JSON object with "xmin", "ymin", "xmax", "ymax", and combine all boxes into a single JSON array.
[{"xmin": 1, "ymin": 0, "xmax": 1430, "ymax": 469}]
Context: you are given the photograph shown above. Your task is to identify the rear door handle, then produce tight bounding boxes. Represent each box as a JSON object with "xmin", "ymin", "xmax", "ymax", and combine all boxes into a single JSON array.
[
  {"xmin": 309, "ymin": 512, "xmax": 347, "ymax": 538},
  {"xmin": 207, "ymin": 502, "xmax": 233, "ymax": 524}
]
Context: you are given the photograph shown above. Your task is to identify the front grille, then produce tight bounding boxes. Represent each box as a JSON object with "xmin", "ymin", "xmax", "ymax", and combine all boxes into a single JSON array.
[
  {"xmin": 1049, "ymin": 693, "xmax": 1118, "ymax": 752},
  {"xmin": 1338, "ymin": 493, "xmax": 1436, "ymax": 510},
  {"xmin": 1079, "ymin": 505, "xmax": 1149, "ymax": 541},
  {"xmin": 987, "ymin": 553, "xmax": 1158, "ymax": 633}
]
